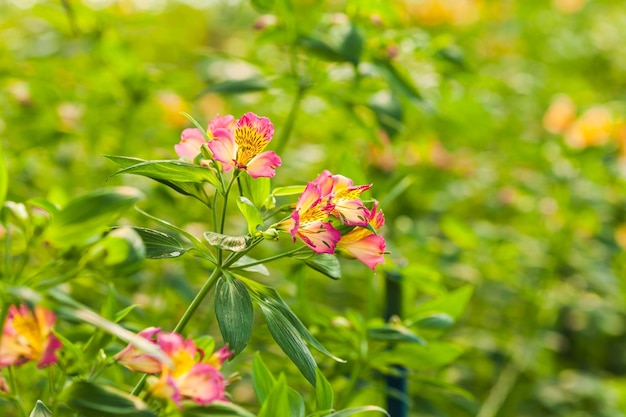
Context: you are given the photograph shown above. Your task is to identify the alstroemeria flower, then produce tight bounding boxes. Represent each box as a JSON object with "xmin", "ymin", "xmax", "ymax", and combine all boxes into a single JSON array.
[
  {"xmin": 208, "ymin": 112, "xmax": 281, "ymax": 178},
  {"xmin": 175, "ymin": 114, "xmax": 236, "ymax": 161},
  {"xmin": 114, "ymin": 327, "xmax": 163, "ymax": 374},
  {"xmin": 277, "ymin": 182, "xmax": 341, "ymax": 254},
  {"xmin": 337, "ymin": 200, "xmax": 386, "ymax": 271},
  {"xmin": 0, "ymin": 305, "xmax": 62, "ymax": 369},
  {"xmin": 312, "ymin": 170, "xmax": 372, "ymax": 226},
  {"xmin": 116, "ymin": 328, "xmax": 230, "ymax": 407}
]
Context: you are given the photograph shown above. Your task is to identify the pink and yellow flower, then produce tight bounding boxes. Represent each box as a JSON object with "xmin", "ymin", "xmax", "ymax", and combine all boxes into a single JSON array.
[
  {"xmin": 337, "ymin": 201, "xmax": 387, "ymax": 271},
  {"xmin": 278, "ymin": 182, "xmax": 341, "ymax": 254},
  {"xmin": 208, "ymin": 112, "xmax": 282, "ymax": 178},
  {"xmin": 116, "ymin": 328, "xmax": 231, "ymax": 407},
  {"xmin": 0, "ymin": 305, "xmax": 62, "ymax": 369},
  {"xmin": 312, "ymin": 170, "xmax": 372, "ymax": 227},
  {"xmin": 174, "ymin": 114, "xmax": 236, "ymax": 161}
]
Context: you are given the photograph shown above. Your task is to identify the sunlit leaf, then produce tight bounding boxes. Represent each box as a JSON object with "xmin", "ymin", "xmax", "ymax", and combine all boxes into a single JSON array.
[
  {"xmin": 215, "ymin": 273, "xmax": 253, "ymax": 355},
  {"xmin": 326, "ymin": 406, "xmax": 390, "ymax": 417},
  {"xmin": 368, "ymin": 325, "xmax": 426, "ymax": 345},
  {"xmin": 271, "ymin": 185, "xmax": 306, "ymax": 197},
  {"xmin": 46, "ymin": 187, "xmax": 142, "ymax": 247},
  {"xmin": 407, "ymin": 286, "xmax": 474, "ymax": 323},
  {"xmin": 316, "ymin": 367, "xmax": 334, "ymax": 412},
  {"xmin": 237, "ymin": 196, "xmax": 264, "ymax": 235},
  {"xmin": 253, "ymin": 352, "xmax": 276, "ymax": 403},
  {"xmin": 108, "ymin": 158, "xmax": 221, "ymax": 190},
  {"xmin": 258, "ymin": 374, "xmax": 291, "ymax": 417}
]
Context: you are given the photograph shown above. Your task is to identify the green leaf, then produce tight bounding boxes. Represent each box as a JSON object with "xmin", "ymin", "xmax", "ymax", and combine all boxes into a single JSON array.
[
  {"xmin": 180, "ymin": 112, "xmax": 211, "ymax": 142},
  {"xmin": 297, "ymin": 36, "xmax": 346, "ymax": 62},
  {"xmin": 374, "ymin": 58, "xmax": 423, "ymax": 104},
  {"xmin": 29, "ymin": 400, "xmax": 52, "ymax": 417},
  {"xmin": 440, "ymin": 216, "xmax": 478, "ymax": 249},
  {"xmin": 204, "ymin": 231, "xmax": 251, "ymax": 252},
  {"xmin": 260, "ymin": 303, "xmax": 318, "ymax": 386},
  {"xmin": 215, "ymin": 273, "xmax": 253, "ymax": 355},
  {"xmin": 367, "ymin": 325, "xmax": 426, "ymax": 345},
  {"xmin": 326, "ymin": 406, "xmax": 390, "ymax": 417},
  {"xmin": 182, "ymin": 402, "xmax": 256, "ymax": 417},
  {"xmin": 232, "ymin": 256, "xmax": 270, "ymax": 276},
  {"xmin": 253, "ymin": 352, "xmax": 277, "ymax": 403},
  {"xmin": 412, "ymin": 313, "xmax": 455, "ymax": 330},
  {"xmin": 135, "ymin": 208, "xmax": 207, "ymax": 256},
  {"xmin": 132, "ymin": 226, "xmax": 188, "ymax": 259},
  {"xmin": 258, "ymin": 374, "xmax": 291, "ymax": 417},
  {"xmin": 200, "ymin": 77, "xmax": 269, "ymax": 95},
  {"xmin": 271, "ymin": 185, "xmax": 306, "ymax": 197},
  {"xmin": 293, "ymin": 253, "xmax": 341, "ymax": 280},
  {"xmin": 237, "ymin": 196, "xmax": 265, "ymax": 235},
  {"xmin": 46, "ymin": 187, "xmax": 143, "ymax": 247},
  {"xmin": 339, "ymin": 24, "xmax": 364, "ymax": 66},
  {"xmin": 316, "ymin": 367, "xmax": 334, "ymax": 412},
  {"xmin": 87, "ymin": 227, "xmax": 145, "ymax": 268},
  {"xmin": 373, "ymin": 342, "xmax": 463, "ymax": 371},
  {"xmin": 407, "ymin": 285, "xmax": 474, "ymax": 323},
  {"xmin": 109, "ymin": 159, "xmax": 221, "ymax": 190},
  {"xmin": 60, "ymin": 381, "xmax": 156, "ymax": 417},
  {"xmin": 105, "ymin": 155, "xmax": 209, "ymax": 200},
  {"xmin": 242, "ymin": 175, "xmax": 271, "ymax": 210},
  {"xmin": 288, "ymin": 388, "xmax": 306, "ymax": 417}
]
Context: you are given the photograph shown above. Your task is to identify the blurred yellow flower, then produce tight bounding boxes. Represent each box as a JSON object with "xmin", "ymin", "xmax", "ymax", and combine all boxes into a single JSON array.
[
  {"xmin": 543, "ymin": 94, "xmax": 576, "ymax": 135},
  {"xmin": 552, "ymin": 0, "xmax": 587, "ymax": 14},
  {"xmin": 156, "ymin": 90, "xmax": 189, "ymax": 128},
  {"xmin": 564, "ymin": 106, "xmax": 613, "ymax": 149}
]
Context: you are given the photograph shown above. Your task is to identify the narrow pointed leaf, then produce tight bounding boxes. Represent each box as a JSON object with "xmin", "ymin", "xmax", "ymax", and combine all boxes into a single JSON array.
[
  {"xmin": 109, "ymin": 159, "xmax": 221, "ymax": 190},
  {"xmin": 252, "ymin": 352, "xmax": 276, "ymax": 403},
  {"xmin": 242, "ymin": 175, "xmax": 271, "ymax": 209},
  {"xmin": 182, "ymin": 401, "xmax": 256, "ymax": 417},
  {"xmin": 258, "ymin": 374, "xmax": 290, "ymax": 417},
  {"xmin": 288, "ymin": 388, "xmax": 306, "ymax": 417},
  {"xmin": 339, "ymin": 24, "xmax": 364, "ymax": 66},
  {"xmin": 293, "ymin": 253, "xmax": 341, "ymax": 280},
  {"xmin": 215, "ymin": 274, "xmax": 253, "ymax": 355},
  {"xmin": 200, "ymin": 77, "xmax": 269, "ymax": 96},
  {"xmin": 237, "ymin": 196, "xmax": 264, "ymax": 235},
  {"xmin": 132, "ymin": 227, "xmax": 188, "ymax": 259},
  {"xmin": 260, "ymin": 303, "xmax": 317, "ymax": 386},
  {"xmin": 29, "ymin": 400, "xmax": 52, "ymax": 417},
  {"xmin": 316, "ymin": 367, "xmax": 334, "ymax": 412},
  {"xmin": 368, "ymin": 325, "xmax": 426, "ymax": 345},
  {"xmin": 271, "ymin": 185, "xmax": 306, "ymax": 197},
  {"xmin": 326, "ymin": 406, "xmax": 390, "ymax": 417}
]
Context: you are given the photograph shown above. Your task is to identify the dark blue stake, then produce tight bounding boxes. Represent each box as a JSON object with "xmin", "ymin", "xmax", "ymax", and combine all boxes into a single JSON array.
[{"xmin": 384, "ymin": 270, "xmax": 409, "ymax": 417}]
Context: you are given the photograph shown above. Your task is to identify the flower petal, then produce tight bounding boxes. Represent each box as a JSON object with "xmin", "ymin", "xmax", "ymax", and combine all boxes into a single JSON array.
[
  {"xmin": 338, "ymin": 234, "xmax": 386, "ymax": 271},
  {"xmin": 208, "ymin": 114, "xmax": 235, "ymax": 136},
  {"xmin": 296, "ymin": 221, "xmax": 341, "ymax": 254},
  {"xmin": 207, "ymin": 132, "xmax": 237, "ymax": 172},
  {"xmin": 333, "ymin": 199, "xmax": 369, "ymax": 227},
  {"xmin": 177, "ymin": 363, "xmax": 227, "ymax": 405},
  {"xmin": 246, "ymin": 151, "xmax": 282, "ymax": 178}
]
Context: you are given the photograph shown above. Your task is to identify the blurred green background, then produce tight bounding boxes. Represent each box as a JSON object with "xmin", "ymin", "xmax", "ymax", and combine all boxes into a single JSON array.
[{"xmin": 3, "ymin": 0, "xmax": 626, "ymax": 416}]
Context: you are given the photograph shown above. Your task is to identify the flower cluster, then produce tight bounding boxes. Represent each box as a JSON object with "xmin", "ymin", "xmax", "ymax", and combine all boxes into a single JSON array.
[
  {"xmin": 0, "ymin": 304, "xmax": 62, "ymax": 369},
  {"xmin": 115, "ymin": 327, "xmax": 231, "ymax": 407},
  {"xmin": 277, "ymin": 170, "xmax": 387, "ymax": 271},
  {"xmin": 175, "ymin": 112, "xmax": 282, "ymax": 178}
]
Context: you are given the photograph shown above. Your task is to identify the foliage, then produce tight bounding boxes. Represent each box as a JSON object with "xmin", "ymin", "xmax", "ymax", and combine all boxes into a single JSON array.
[{"xmin": 2, "ymin": 0, "xmax": 626, "ymax": 416}]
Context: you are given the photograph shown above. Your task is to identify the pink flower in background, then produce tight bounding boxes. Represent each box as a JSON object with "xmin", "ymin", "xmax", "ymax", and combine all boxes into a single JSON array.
[
  {"xmin": 114, "ymin": 327, "xmax": 163, "ymax": 374},
  {"xmin": 278, "ymin": 182, "xmax": 341, "ymax": 254},
  {"xmin": 175, "ymin": 114, "xmax": 236, "ymax": 162},
  {"xmin": 312, "ymin": 170, "xmax": 372, "ymax": 226},
  {"xmin": 0, "ymin": 305, "xmax": 62, "ymax": 369},
  {"xmin": 208, "ymin": 112, "xmax": 281, "ymax": 178},
  {"xmin": 116, "ymin": 328, "xmax": 230, "ymax": 407},
  {"xmin": 337, "ymin": 200, "xmax": 387, "ymax": 271}
]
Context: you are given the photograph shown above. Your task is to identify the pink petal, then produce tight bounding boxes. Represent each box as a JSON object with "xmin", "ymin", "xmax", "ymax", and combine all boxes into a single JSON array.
[
  {"xmin": 333, "ymin": 199, "xmax": 369, "ymax": 227},
  {"xmin": 296, "ymin": 182, "xmax": 323, "ymax": 213},
  {"xmin": 246, "ymin": 151, "xmax": 282, "ymax": 178},
  {"xmin": 338, "ymin": 234, "xmax": 386, "ymax": 271},
  {"xmin": 177, "ymin": 363, "xmax": 226, "ymax": 405},
  {"xmin": 208, "ymin": 115, "xmax": 235, "ymax": 135},
  {"xmin": 296, "ymin": 221, "xmax": 341, "ymax": 254},
  {"xmin": 207, "ymin": 134, "xmax": 237, "ymax": 172},
  {"xmin": 236, "ymin": 112, "xmax": 274, "ymax": 143},
  {"xmin": 175, "ymin": 128, "xmax": 207, "ymax": 159},
  {"xmin": 312, "ymin": 170, "xmax": 334, "ymax": 196}
]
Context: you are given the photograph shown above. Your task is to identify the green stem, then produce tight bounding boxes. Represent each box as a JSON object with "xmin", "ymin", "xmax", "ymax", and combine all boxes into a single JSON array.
[
  {"xmin": 217, "ymin": 173, "xmax": 239, "ymax": 264},
  {"xmin": 131, "ymin": 268, "xmax": 223, "ymax": 396},
  {"xmin": 230, "ymin": 245, "xmax": 307, "ymax": 269},
  {"xmin": 8, "ymin": 366, "xmax": 28, "ymax": 417},
  {"xmin": 60, "ymin": 0, "xmax": 80, "ymax": 36}
]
